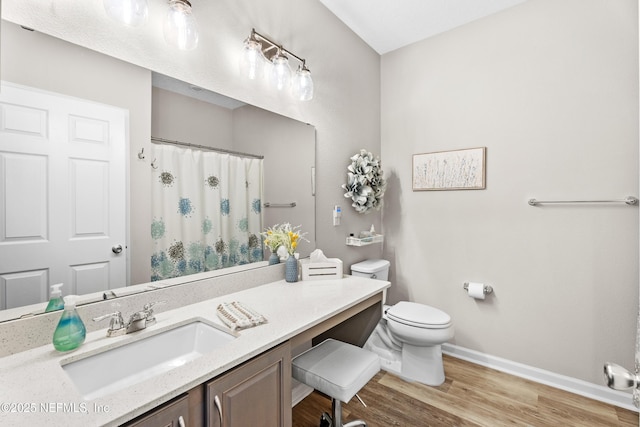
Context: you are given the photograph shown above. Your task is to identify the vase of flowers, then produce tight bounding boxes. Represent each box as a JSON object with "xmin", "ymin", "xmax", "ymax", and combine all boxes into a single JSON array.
[
  {"xmin": 261, "ymin": 223, "xmax": 307, "ymax": 282},
  {"xmin": 262, "ymin": 224, "xmax": 285, "ymax": 264},
  {"xmin": 268, "ymin": 253, "xmax": 280, "ymax": 265}
]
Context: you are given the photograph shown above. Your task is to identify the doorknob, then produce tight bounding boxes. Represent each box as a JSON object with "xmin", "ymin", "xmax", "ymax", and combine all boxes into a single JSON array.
[
  {"xmin": 603, "ymin": 362, "xmax": 639, "ymax": 391},
  {"xmin": 112, "ymin": 244, "xmax": 123, "ymax": 254}
]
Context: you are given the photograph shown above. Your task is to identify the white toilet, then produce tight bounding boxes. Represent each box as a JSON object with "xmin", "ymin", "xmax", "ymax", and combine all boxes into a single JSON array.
[{"xmin": 352, "ymin": 259, "xmax": 454, "ymax": 386}]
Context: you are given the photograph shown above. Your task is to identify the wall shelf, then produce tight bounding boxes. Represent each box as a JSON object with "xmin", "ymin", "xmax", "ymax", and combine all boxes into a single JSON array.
[{"xmin": 346, "ymin": 234, "xmax": 384, "ymax": 246}]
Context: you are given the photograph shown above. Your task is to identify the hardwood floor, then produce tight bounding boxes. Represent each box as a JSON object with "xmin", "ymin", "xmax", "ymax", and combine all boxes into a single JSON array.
[{"xmin": 292, "ymin": 354, "xmax": 639, "ymax": 427}]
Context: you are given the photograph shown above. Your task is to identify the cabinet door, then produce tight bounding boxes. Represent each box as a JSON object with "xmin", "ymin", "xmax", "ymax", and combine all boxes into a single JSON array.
[
  {"xmin": 206, "ymin": 342, "xmax": 291, "ymax": 427},
  {"xmin": 125, "ymin": 394, "xmax": 190, "ymax": 427}
]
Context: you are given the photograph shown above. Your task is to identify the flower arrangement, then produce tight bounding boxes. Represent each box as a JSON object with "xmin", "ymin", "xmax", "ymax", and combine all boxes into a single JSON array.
[
  {"xmin": 342, "ymin": 149, "xmax": 387, "ymax": 214},
  {"xmin": 261, "ymin": 223, "xmax": 308, "ymax": 256}
]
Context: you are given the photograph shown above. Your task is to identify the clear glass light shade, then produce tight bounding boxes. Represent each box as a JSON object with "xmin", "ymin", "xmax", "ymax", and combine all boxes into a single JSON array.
[
  {"xmin": 103, "ymin": 0, "xmax": 149, "ymax": 27},
  {"xmin": 164, "ymin": 0, "xmax": 199, "ymax": 51},
  {"xmin": 271, "ymin": 54, "xmax": 292, "ymax": 91},
  {"xmin": 239, "ymin": 39, "xmax": 265, "ymax": 80},
  {"xmin": 292, "ymin": 66, "xmax": 314, "ymax": 101}
]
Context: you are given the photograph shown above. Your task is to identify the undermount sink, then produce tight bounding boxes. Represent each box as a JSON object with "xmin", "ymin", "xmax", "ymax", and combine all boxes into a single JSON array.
[{"xmin": 62, "ymin": 319, "xmax": 236, "ymax": 400}]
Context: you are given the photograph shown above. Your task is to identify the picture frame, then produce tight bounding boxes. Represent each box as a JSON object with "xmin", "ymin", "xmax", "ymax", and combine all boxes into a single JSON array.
[{"xmin": 412, "ymin": 147, "xmax": 486, "ymax": 191}]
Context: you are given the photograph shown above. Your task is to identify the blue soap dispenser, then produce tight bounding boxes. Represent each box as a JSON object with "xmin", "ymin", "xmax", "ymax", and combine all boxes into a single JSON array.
[
  {"xmin": 45, "ymin": 283, "xmax": 64, "ymax": 313},
  {"xmin": 53, "ymin": 295, "xmax": 86, "ymax": 352}
]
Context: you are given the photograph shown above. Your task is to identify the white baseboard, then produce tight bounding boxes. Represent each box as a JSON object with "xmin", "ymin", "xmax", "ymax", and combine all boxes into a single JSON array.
[{"xmin": 442, "ymin": 343, "xmax": 638, "ymax": 412}]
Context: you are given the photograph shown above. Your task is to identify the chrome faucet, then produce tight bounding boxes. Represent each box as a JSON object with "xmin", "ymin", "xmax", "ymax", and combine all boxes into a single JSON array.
[{"xmin": 93, "ymin": 301, "xmax": 166, "ymax": 337}]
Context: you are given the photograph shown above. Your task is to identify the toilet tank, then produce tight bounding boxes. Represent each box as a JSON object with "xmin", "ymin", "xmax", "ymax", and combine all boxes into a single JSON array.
[{"xmin": 351, "ymin": 259, "xmax": 390, "ymax": 281}]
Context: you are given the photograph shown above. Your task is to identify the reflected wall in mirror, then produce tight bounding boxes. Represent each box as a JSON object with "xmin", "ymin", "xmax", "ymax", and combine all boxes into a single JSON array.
[
  {"xmin": 0, "ymin": 21, "xmax": 316, "ymax": 321},
  {"xmin": 150, "ymin": 74, "xmax": 316, "ymax": 280}
]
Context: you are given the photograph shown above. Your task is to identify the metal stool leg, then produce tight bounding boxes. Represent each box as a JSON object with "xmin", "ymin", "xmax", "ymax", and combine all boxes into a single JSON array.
[
  {"xmin": 332, "ymin": 399, "xmax": 342, "ymax": 426},
  {"xmin": 319, "ymin": 412, "xmax": 331, "ymax": 427},
  {"xmin": 328, "ymin": 398, "xmax": 368, "ymax": 427}
]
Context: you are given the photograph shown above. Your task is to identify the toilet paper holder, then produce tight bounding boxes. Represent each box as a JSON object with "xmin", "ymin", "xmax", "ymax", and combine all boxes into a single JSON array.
[{"xmin": 463, "ymin": 282, "xmax": 493, "ymax": 295}]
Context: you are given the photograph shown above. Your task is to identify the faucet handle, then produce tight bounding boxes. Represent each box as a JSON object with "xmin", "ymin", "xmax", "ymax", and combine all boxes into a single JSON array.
[
  {"xmin": 143, "ymin": 300, "xmax": 166, "ymax": 311},
  {"xmin": 92, "ymin": 311, "xmax": 125, "ymax": 337},
  {"xmin": 143, "ymin": 301, "xmax": 166, "ymax": 324}
]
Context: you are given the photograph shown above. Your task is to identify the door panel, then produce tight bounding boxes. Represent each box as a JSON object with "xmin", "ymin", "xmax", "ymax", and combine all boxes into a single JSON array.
[
  {"xmin": 0, "ymin": 82, "xmax": 127, "ymax": 308},
  {"xmin": 1, "ymin": 270, "xmax": 48, "ymax": 309},
  {"xmin": 70, "ymin": 159, "xmax": 108, "ymax": 237},
  {"xmin": 72, "ymin": 263, "xmax": 110, "ymax": 295},
  {"xmin": 2, "ymin": 153, "xmax": 47, "ymax": 241}
]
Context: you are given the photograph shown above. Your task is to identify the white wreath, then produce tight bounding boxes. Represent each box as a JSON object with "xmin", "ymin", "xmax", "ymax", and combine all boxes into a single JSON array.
[{"xmin": 342, "ymin": 149, "xmax": 387, "ymax": 214}]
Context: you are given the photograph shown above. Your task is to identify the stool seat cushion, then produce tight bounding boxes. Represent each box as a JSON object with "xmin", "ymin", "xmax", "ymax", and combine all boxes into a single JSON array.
[{"xmin": 292, "ymin": 339, "xmax": 380, "ymax": 403}]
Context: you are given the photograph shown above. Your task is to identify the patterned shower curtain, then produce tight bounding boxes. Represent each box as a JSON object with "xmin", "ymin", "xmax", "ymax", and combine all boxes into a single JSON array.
[{"xmin": 150, "ymin": 144, "xmax": 263, "ymax": 281}]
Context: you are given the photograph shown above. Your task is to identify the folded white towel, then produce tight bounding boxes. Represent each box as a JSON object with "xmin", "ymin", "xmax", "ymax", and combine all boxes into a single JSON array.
[{"xmin": 216, "ymin": 301, "xmax": 267, "ymax": 331}]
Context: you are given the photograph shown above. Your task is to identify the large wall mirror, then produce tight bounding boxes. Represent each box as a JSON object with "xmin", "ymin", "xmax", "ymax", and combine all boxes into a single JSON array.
[{"xmin": 0, "ymin": 21, "xmax": 316, "ymax": 321}]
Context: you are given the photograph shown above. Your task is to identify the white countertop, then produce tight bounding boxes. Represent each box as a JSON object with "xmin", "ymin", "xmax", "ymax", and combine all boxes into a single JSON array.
[{"xmin": 0, "ymin": 276, "xmax": 389, "ymax": 427}]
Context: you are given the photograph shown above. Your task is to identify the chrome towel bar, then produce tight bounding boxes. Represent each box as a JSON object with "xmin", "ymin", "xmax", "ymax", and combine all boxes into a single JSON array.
[
  {"xmin": 263, "ymin": 202, "xmax": 297, "ymax": 208},
  {"xmin": 528, "ymin": 196, "xmax": 638, "ymax": 206}
]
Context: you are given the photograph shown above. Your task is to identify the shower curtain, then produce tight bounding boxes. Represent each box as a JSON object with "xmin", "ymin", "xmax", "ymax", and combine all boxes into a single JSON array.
[{"xmin": 150, "ymin": 144, "xmax": 263, "ymax": 281}]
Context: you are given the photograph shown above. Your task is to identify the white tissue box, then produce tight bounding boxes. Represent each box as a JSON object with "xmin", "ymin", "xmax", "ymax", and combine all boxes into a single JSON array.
[{"xmin": 300, "ymin": 258, "xmax": 343, "ymax": 281}]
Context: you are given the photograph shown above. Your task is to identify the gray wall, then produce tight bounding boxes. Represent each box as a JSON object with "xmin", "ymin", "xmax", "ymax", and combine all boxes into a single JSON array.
[
  {"xmin": 233, "ymin": 105, "xmax": 317, "ymax": 256},
  {"xmin": 381, "ymin": 0, "xmax": 638, "ymax": 384},
  {"xmin": 152, "ymin": 86, "xmax": 234, "ymax": 150}
]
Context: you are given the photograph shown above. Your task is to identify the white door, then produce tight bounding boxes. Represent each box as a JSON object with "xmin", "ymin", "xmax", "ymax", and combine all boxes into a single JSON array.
[{"xmin": 0, "ymin": 82, "xmax": 127, "ymax": 308}]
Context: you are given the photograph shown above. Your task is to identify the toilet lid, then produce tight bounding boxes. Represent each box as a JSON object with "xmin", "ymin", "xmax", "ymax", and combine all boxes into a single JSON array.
[{"xmin": 386, "ymin": 301, "xmax": 451, "ymax": 329}]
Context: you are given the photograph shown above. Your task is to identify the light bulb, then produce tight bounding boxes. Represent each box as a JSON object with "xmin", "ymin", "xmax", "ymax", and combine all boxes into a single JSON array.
[
  {"xmin": 164, "ymin": 0, "xmax": 199, "ymax": 51},
  {"xmin": 240, "ymin": 37, "xmax": 265, "ymax": 80},
  {"xmin": 103, "ymin": 0, "xmax": 149, "ymax": 27},
  {"xmin": 270, "ymin": 53, "xmax": 291, "ymax": 91},
  {"xmin": 292, "ymin": 65, "xmax": 314, "ymax": 101}
]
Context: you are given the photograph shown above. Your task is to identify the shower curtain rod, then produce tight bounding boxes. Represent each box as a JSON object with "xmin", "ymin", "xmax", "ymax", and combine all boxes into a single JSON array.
[{"xmin": 151, "ymin": 136, "xmax": 264, "ymax": 160}]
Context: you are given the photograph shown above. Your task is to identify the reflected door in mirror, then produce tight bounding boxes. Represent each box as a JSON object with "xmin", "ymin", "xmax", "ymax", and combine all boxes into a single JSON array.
[{"xmin": 0, "ymin": 83, "xmax": 127, "ymax": 309}]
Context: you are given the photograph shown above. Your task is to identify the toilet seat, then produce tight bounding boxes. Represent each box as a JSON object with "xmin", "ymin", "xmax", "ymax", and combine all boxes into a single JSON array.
[{"xmin": 386, "ymin": 301, "xmax": 451, "ymax": 329}]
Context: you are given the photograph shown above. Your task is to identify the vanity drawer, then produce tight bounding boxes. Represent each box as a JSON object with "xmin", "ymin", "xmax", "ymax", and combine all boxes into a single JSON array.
[{"xmin": 123, "ymin": 393, "xmax": 190, "ymax": 427}]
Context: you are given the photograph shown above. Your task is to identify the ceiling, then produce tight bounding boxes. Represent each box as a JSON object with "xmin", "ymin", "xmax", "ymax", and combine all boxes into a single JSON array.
[
  {"xmin": 319, "ymin": 0, "xmax": 527, "ymax": 55},
  {"xmin": 152, "ymin": 72, "xmax": 246, "ymax": 109}
]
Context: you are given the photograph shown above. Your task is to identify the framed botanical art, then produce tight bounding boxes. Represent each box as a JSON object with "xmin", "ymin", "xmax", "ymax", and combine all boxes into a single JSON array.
[{"xmin": 412, "ymin": 147, "xmax": 486, "ymax": 191}]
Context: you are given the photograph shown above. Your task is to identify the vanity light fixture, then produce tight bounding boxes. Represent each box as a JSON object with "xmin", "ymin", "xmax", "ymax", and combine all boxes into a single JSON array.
[
  {"xmin": 240, "ymin": 29, "xmax": 314, "ymax": 101},
  {"xmin": 292, "ymin": 62, "xmax": 314, "ymax": 101},
  {"xmin": 240, "ymin": 32, "xmax": 266, "ymax": 80},
  {"xmin": 270, "ymin": 49, "xmax": 292, "ymax": 91},
  {"xmin": 163, "ymin": 0, "xmax": 199, "ymax": 51},
  {"xmin": 103, "ymin": 0, "xmax": 149, "ymax": 27}
]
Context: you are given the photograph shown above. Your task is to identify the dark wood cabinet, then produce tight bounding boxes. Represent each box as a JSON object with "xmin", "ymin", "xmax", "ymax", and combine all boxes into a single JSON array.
[
  {"xmin": 122, "ymin": 342, "xmax": 291, "ymax": 427},
  {"xmin": 124, "ymin": 393, "xmax": 191, "ymax": 427},
  {"xmin": 206, "ymin": 342, "xmax": 292, "ymax": 427}
]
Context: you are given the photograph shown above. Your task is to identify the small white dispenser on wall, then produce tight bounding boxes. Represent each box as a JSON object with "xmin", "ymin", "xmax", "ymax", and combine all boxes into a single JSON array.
[{"xmin": 464, "ymin": 282, "xmax": 493, "ymax": 300}]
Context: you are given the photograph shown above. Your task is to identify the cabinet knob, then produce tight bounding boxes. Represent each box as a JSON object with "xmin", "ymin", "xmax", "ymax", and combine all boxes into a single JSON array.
[{"xmin": 178, "ymin": 415, "xmax": 186, "ymax": 427}]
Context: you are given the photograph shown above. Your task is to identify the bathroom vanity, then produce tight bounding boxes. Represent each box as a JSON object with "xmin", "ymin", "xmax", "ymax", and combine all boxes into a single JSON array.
[
  {"xmin": 125, "ymin": 342, "xmax": 291, "ymax": 427},
  {"xmin": 0, "ymin": 276, "xmax": 389, "ymax": 426}
]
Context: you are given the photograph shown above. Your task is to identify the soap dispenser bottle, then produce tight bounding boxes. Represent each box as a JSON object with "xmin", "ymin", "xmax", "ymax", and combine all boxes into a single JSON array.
[
  {"xmin": 53, "ymin": 295, "xmax": 86, "ymax": 352},
  {"xmin": 45, "ymin": 283, "xmax": 64, "ymax": 313}
]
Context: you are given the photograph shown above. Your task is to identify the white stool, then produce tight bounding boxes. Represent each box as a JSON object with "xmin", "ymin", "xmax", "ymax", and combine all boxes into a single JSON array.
[{"xmin": 292, "ymin": 339, "xmax": 380, "ymax": 427}]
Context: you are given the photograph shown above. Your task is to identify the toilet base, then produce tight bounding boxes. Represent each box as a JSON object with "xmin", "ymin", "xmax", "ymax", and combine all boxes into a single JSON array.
[
  {"xmin": 364, "ymin": 325, "xmax": 446, "ymax": 386},
  {"xmin": 364, "ymin": 327, "xmax": 402, "ymax": 374},
  {"xmin": 401, "ymin": 343, "xmax": 445, "ymax": 386}
]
